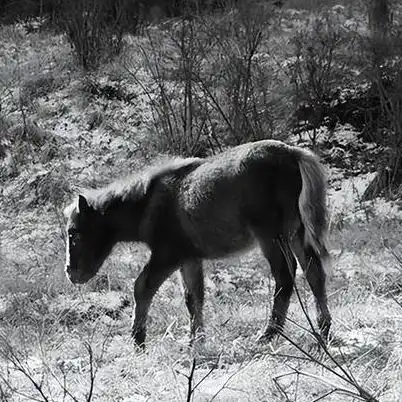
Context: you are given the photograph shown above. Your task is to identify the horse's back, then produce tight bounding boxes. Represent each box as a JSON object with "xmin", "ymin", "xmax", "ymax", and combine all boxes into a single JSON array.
[
  {"xmin": 177, "ymin": 140, "xmax": 303, "ymax": 258},
  {"xmin": 182, "ymin": 140, "xmax": 301, "ymax": 201}
]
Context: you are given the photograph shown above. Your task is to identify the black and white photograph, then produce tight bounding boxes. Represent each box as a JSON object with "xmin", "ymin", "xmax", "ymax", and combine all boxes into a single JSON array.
[{"xmin": 0, "ymin": 0, "xmax": 401, "ymax": 400}]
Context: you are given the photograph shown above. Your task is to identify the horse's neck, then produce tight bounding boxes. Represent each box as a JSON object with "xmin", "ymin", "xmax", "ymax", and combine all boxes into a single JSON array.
[{"xmin": 102, "ymin": 194, "xmax": 147, "ymax": 244}]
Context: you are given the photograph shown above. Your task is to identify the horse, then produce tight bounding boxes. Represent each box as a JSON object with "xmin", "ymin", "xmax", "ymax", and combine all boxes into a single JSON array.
[{"xmin": 64, "ymin": 140, "xmax": 332, "ymax": 346}]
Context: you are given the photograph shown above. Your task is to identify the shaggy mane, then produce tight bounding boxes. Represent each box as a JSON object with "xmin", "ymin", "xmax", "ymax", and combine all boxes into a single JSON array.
[{"xmin": 80, "ymin": 157, "xmax": 203, "ymax": 212}]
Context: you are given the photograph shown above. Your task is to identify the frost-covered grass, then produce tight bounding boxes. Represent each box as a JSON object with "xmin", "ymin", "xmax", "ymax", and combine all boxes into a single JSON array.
[
  {"xmin": 2, "ymin": 160, "xmax": 402, "ymax": 401},
  {"xmin": 1, "ymin": 9, "xmax": 402, "ymax": 402},
  {"xmin": 1, "ymin": 222, "xmax": 402, "ymax": 401}
]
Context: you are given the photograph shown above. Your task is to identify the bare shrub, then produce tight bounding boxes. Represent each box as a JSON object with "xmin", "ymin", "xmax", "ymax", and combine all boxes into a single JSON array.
[
  {"xmin": 197, "ymin": 1, "xmax": 278, "ymax": 145},
  {"xmin": 288, "ymin": 10, "xmax": 355, "ymax": 145},
  {"xmin": 123, "ymin": 18, "xmax": 214, "ymax": 156},
  {"xmin": 56, "ymin": 0, "xmax": 131, "ymax": 70},
  {"xmin": 0, "ymin": 327, "xmax": 108, "ymax": 402},
  {"xmin": 134, "ymin": 19, "xmax": 211, "ymax": 156},
  {"xmin": 125, "ymin": 0, "xmax": 281, "ymax": 156},
  {"xmin": 360, "ymin": 3, "xmax": 402, "ymax": 200},
  {"xmin": 368, "ymin": 0, "xmax": 392, "ymax": 38}
]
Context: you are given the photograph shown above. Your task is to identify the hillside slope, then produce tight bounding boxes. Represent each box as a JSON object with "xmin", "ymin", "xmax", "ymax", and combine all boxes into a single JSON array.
[{"xmin": 1, "ymin": 10, "xmax": 402, "ymax": 402}]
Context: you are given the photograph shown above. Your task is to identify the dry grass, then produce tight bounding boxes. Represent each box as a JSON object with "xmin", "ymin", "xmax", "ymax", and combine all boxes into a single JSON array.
[{"xmin": 1, "ymin": 213, "xmax": 401, "ymax": 401}]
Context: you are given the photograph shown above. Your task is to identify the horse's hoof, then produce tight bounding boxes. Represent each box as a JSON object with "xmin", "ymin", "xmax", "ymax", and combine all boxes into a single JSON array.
[
  {"xmin": 257, "ymin": 332, "xmax": 275, "ymax": 344},
  {"xmin": 257, "ymin": 326, "xmax": 278, "ymax": 344},
  {"xmin": 189, "ymin": 331, "xmax": 206, "ymax": 347}
]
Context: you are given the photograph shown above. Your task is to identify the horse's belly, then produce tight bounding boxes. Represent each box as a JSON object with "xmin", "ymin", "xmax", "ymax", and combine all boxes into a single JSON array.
[{"xmin": 191, "ymin": 221, "xmax": 255, "ymax": 258}]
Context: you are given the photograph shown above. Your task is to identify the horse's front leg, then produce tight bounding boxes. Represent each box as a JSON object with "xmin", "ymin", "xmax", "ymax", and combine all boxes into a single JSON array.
[
  {"xmin": 180, "ymin": 259, "xmax": 204, "ymax": 344},
  {"xmin": 131, "ymin": 257, "xmax": 177, "ymax": 347}
]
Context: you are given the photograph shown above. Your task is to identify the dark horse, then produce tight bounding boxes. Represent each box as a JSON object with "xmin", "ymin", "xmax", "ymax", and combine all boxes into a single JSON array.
[{"xmin": 64, "ymin": 140, "xmax": 331, "ymax": 346}]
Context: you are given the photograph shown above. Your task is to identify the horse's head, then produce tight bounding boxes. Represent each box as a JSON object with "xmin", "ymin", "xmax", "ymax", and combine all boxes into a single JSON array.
[{"xmin": 64, "ymin": 195, "xmax": 113, "ymax": 284}]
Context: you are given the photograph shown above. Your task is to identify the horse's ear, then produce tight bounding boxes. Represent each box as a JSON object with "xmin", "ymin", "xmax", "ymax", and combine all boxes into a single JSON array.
[{"xmin": 78, "ymin": 195, "xmax": 93, "ymax": 215}]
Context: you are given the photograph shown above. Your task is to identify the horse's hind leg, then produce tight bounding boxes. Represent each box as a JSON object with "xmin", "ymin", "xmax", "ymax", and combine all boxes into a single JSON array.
[
  {"xmin": 292, "ymin": 231, "xmax": 331, "ymax": 340},
  {"xmin": 132, "ymin": 257, "xmax": 177, "ymax": 347},
  {"xmin": 259, "ymin": 236, "xmax": 297, "ymax": 342},
  {"xmin": 180, "ymin": 259, "xmax": 204, "ymax": 344}
]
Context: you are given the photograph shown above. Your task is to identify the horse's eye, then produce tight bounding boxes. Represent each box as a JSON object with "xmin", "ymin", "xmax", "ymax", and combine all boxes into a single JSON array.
[{"xmin": 69, "ymin": 231, "xmax": 81, "ymax": 246}]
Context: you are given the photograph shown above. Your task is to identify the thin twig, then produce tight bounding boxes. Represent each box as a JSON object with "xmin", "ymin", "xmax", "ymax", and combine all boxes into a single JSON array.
[{"xmin": 186, "ymin": 358, "xmax": 196, "ymax": 402}]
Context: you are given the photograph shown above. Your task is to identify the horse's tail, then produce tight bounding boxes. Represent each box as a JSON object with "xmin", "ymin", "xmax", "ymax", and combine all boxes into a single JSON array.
[{"xmin": 296, "ymin": 148, "xmax": 330, "ymax": 264}]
